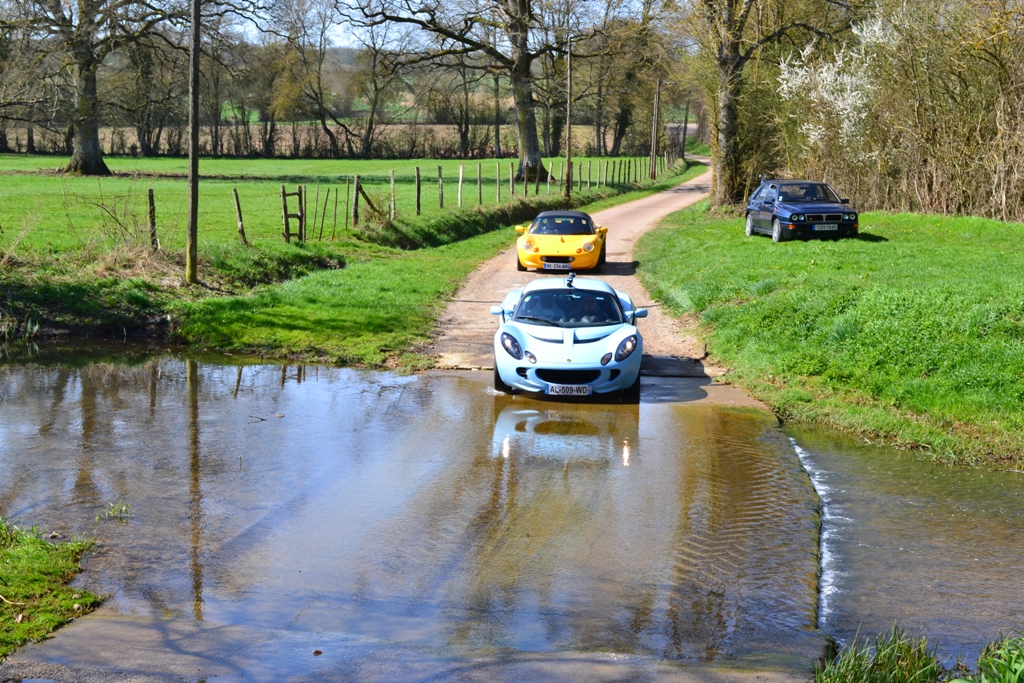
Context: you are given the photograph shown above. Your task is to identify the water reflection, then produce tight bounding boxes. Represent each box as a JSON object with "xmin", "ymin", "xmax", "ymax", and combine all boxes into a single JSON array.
[{"xmin": 0, "ymin": 357, "xmax": 822, "ymax": 672}]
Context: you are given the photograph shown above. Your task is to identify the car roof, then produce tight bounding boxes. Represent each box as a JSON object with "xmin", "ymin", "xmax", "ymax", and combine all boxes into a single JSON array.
[
  {"xmin": 521, "ymin": 276, "xmax": 617, "ymax": 296},
  {"xmin": 758, "ymin": 179, "xmax": 827, "ymax": 185},
  {"xmin": 534, "ymin": 210, "xmax": 593, "ymax": 220}
]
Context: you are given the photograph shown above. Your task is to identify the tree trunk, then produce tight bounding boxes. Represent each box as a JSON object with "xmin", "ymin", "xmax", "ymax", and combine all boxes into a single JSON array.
[
  {"xmin": 510, "ymin": 61, "xmax": 547, "ymax": 180},
  {"xmin": 64, "ymin": 51, "xmax": 110, "ymax": 175},
  {"xmin": 0, "ymin": 125, "xmax": 9, "ymax": 153},
  {"xmin": 714, "ymin": 50, "xmax": 744, "ymax": 205},
  {"xmin": 493, "ymin": 74, "xmax": 502, "ymax": 158},
  {"xmin": 610, "ymin": 104, "xmax": 631, "ymax": 156}
]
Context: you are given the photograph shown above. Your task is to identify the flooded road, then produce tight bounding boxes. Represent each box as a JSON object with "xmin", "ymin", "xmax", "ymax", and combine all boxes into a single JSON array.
[
  {"xmin": 1, "ymin": 355, "xmax": 821, "ymax": 681},
  {"xmin": 7, "ymin": 355, "xmax": 1024, "ymax": 681},
  {"xmin": 792, "ymin": 428, "xmax": 1024, "ymax": 663}
]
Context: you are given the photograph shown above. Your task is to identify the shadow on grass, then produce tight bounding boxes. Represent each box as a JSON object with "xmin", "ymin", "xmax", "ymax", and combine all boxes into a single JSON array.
[{"xmin": 854, "ymin": 232, "xmax": 889, "ymax": 242}]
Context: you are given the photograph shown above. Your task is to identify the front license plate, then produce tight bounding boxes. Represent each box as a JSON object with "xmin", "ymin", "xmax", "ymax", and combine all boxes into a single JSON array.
[
  {"xmin": 813, "ymin": 224, "xmax": 838, "ymax": 231},
  {"xmin": 547, "ymin": 384, "xmax": 592, "ymax": 396},
  {"xmin": 542, "ymin": 262, "xmax": 572, "ymax": 270}
]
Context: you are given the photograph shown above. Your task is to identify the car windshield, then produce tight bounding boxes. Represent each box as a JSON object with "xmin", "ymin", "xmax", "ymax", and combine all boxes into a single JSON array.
[
  {"xmin": 529, "ymin": 215, "xmax": 594, "ymax": 235},
  {"xmin": 777, "ymin": 183, "xmax": 841, "ymax": 203},
  {"xmin": 513, "ymin": 290, "xmax": 623, "ymax": 327}
]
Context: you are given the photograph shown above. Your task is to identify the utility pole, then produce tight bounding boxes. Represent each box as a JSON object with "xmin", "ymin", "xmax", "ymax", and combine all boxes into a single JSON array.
[
  {"xmin": 564, "ymin": 36, "xmax": 573, "ymax": 200},
  {"xmin": 185, "ymin": 0, "xmax": 200, "ymax": 283},
  {"xmin": 649, "ymin": 78, "xmax": 661, "ymax": 180}
]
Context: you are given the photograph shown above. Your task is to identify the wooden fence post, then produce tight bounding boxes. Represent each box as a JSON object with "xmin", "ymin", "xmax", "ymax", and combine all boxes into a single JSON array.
[
  {"xmin": 415, "ymin": 166, "xmax": 421, "ymax": 215},
  {"xmin": 281, "ymin": 185, "xmax": 291, "ymax": 243},
  {"xmin": 437, "ymin": 165, "xmax": 444, "ymax": 208},
  {"xmin": 232, "ymin": 188, "xmax": 248, "ymax": 246},
  {"xmin": 509, "ymin": 162, "xmax": 515, "ymax": 197},
  {"xmin": 332, "ymin": 184, "xmax": 339, "ymax": 240},
  {"xmin": 534, "ymin": 164, "xmax": 540, "ymax": 195},
  {"xmin": 344, "ymin": 176, "xmax": 351, "ymax": 232},
  {"xmin": 352, "ymin": 175, "xmax": 360, "ymax": 226},
  {"xmin": 547, "ymin": 166, "xmax": 552, "ymax": 193},
  {"xmin": 298, "ymin": 185, "xmax": 306, "ymax": 241},
  {"xmin": 458, "ymin": 164, "xmax": 464, "ymax": 208},
  {"xmin": 390, "ymin": 169, "xmax": 396, "ymax": 220},
  {"xmin": 477, "ymin": 162, "xmax": 482, "ymax": 205},
  {"xmin": 587, "ymin": 161, "xmax": 592, "ymax": 190},
  {"xmin": 319, "ymin": 188, "xmax": 330, "ymax": 240},
  {"xmin": 496, "ymin": 162, "xmax": 501, "ymax": 203},
  {"xmin": 311, "ymin": 181, "xmax": 321, "ymax": 238},
  {"xmin": 148, "ymin": 188, "xmax": 159, "ymax": 251}
]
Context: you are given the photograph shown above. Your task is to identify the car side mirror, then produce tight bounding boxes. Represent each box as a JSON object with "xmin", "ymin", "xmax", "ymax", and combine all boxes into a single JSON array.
[
  {"xmin": 633, "ymin": 308, "xmax": 648, "ymax": 319},
  {"xmin": 841, "ymin": 198, "xmax": 850, "ymax": 204},
  {"xmin": 490, "ymin": 306, "xmax": 503, "ymax": 316},
  {"xmin": 597, "ymin": 226, "xmax": 608, "ymax": 234},
  {"xmin": 514, "ymin": 225, "xmax": 526, "ymax": 233}
]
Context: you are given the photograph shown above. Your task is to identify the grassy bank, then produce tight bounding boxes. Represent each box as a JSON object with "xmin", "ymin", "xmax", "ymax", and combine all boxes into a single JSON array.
[
  {"xmin": 0, "ymin": 520, "xmax": 101, "ymax": 659},
  {"xmin": 1, "ymin": 155, "xmax": 705, "ymax": 364},
  {"xmin": 816, "ymin": 626, "xmax": 1024, "ymax": 683},
  {"xmin": 636, "ymin": 202, "xmax": 1024, "ymax": 467},
  {"xmin": 171, "ymin": 161, "xmax": 708, "ymax": 367}
]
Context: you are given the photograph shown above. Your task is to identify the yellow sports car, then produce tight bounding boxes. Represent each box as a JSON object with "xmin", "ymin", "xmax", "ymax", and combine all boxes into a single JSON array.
[{"xmin": 514, "ymin": 210, "xmax": 608, "ymax": 273}]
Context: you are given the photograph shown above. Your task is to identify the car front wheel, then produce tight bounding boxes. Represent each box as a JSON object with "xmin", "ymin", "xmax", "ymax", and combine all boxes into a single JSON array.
[
  {"xmin": 515, "ymin": 252, "xmax": 527, "ymax": 271},
  {"xmin": 494, "ymin": 367, "xmax": 515, "ymax": 394},
  {"xmin": 771, "ymin": 218, "xmax": 784, "ymax": 243},
  {"xmin": 745, "ymin": 214, "xmax": 755, "ymax": 236},
  {"xmin": 623, "ymin": 372, "xmax": 641, "ymax": 402}
]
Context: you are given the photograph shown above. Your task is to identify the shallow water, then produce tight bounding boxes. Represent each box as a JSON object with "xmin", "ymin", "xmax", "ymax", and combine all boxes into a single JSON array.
[
  {"xmin": 0, "ymin": 355, "xmax": 822, "ymax": 675},
  {"xmin": 791, "ymin": 428, "xmax": 1024, "ymax": 663}
]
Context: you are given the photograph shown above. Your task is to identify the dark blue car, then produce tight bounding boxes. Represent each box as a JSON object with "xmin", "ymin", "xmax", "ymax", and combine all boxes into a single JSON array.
[{"xmin": 744, "ymin": 179, "xmax": 858, "ymax": 242}]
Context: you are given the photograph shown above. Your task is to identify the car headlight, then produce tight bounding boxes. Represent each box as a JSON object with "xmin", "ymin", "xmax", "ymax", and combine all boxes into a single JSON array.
[
  {"xmin": 522, "ymin": 239, "xmax": 534, "ymax": 251},
  {"xmin": 791, "ymin": 214, "xmax": 805, "ymax": 222},
  {"xmin": 844, "ymin": 213, "xmax": 857, "ymax": 221},
  {"xmin": 525, "ymin": 351, "xmax": 537, "ymax": 364},
  {"xmin": 614, "ymin": 335, "xmax": 638, "ymax": 362},
  {"xmin": 582, "ymin": 242, "xmax": 595, "ymax": 252},
  {"xmin": 500, "ymin": 332, "xmax": 523, "ymax": 360}
]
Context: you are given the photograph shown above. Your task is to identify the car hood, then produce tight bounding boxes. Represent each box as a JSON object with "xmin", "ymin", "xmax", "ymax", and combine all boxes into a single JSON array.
[
  {"xmin": 777, "ymin": 201, "xmax": 850, "ymax": 214},
  {"xmin": 502, "ymin": 322, "xmax": 637, "ymax": 362},
  {"xmin": 520, "ymin": 234, "xmax": 599, "ymax": 253}
]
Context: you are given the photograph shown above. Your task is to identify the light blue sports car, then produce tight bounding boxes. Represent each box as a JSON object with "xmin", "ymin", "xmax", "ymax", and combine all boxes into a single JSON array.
[{"xmin": 490, "ymin": 273, "xmax": 647, "ymax": 398}]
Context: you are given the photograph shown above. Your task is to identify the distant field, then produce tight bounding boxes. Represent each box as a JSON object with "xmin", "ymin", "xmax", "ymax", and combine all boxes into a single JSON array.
[
  {"xmin": 0, "ymin": 154, "xmax": 660, "ymax": 254},
  {"xmin": 638, "ymin": 202, "xmax": 1024, "ymax": 466}
]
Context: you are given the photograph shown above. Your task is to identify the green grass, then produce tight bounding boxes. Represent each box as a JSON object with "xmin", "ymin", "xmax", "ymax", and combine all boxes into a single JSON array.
[
  {"xmin": 0, "ymin": 519, "xmax": 102, "ymax": 659},
  {"xmin": 817, "ymin": 627, "xmax": 1024, "ymax": 683},
  {"xmin": 0, "ymin": 154, "xmax": 658, "ymax": 254},
  {"xmin": 172, "ymin": 161, "xmax": 708, "ymax": 367},
  {"xmin": 816, "ymin": 626, "xmax": 941, "ymax": 683},
  {"xmin": 952, "ymin": 636, "xmax": 1024, "ymax": 683},
  {"xmin": 636, "ymin": 202, "xmax": 1024, "ymax": 466}
]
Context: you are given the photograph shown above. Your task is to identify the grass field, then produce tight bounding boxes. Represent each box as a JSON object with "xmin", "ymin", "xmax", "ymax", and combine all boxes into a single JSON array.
[
  {"xmin": 1, "ymin": 154, "xmax": 705, "ymax": 366},
  {"xmin": 0, "ymin": 154, "xmax": 660, "ymax": 254},
  {"xmin": 172, "ymin": 161, "xmax": 709, "ymax": 366},
  {"xmin": 637, "ymin": 202, "xmax": 1024, "ymax": 467}
]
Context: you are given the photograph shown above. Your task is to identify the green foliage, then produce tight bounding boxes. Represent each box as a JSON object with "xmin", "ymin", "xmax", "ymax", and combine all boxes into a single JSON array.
[
  {"xmin": 0, "ymin": 519, "xmax": 101, "ymax": 659},
  {"xmin": 95, "ymin": 500, "xmax": 131, "ymax": 523},
  {"xmin": 637, "ymin": 202, "xmax": 1024, "ymax": 466},
  {"xmin": 816, "ymin": 626, "xmax": 941, "ymax": 683},
  {"xmin": 951, "ymin": 637, "xmax": 1024, "ymax": 683}
]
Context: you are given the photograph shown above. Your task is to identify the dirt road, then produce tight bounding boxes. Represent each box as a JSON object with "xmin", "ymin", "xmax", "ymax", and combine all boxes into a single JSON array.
[{"xmin": 428, "ymin": 165, "xmax": 765, "ymax": 408}]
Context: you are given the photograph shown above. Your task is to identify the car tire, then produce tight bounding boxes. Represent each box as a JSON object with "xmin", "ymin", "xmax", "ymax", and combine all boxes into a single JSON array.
[
  {"xmin": 771, "ymin": 218, "xmax": 784, "ymax": 243},
  {"xmin": 516, "ymin": 252, "xmax": 527, "ymax": 271},
  {"xmin": 745, "ymin": 214, "xmax": 755, "ymax": 236},
  {"xmin": 592, "ymin": 246, "xmax": 605, "ymax": 273},
  {"xmin": 494, "ymin": 367, "xmax": 515, "ymax": 394},
  {"xmin": 623, "ymin": 372, "xmax": 641, "ymax": 402}
]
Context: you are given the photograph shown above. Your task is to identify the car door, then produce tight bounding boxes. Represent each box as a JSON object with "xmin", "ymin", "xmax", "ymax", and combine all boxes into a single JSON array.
[{"xmin": 755, "ymin": 184, "xmax": 778, "ymax": 230}]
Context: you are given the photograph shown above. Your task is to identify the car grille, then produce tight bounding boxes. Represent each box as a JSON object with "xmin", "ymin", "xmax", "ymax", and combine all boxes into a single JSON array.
[
  {"xmin": 537, "ymin": 369, "xmax": 601, "ymax": 384},
  {"xmin": 541, "ymin": 256, "xmax": 574, "ymax": 263},
  {"xmin": 807, "ymin": 214, "xmax": 843, "ymax": 222}
]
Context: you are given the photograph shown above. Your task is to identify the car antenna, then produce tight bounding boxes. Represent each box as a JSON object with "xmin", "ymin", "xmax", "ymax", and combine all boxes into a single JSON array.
[{"xmin": 566, "ymin": 272, "xmax": 576, "ymax": 288}]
